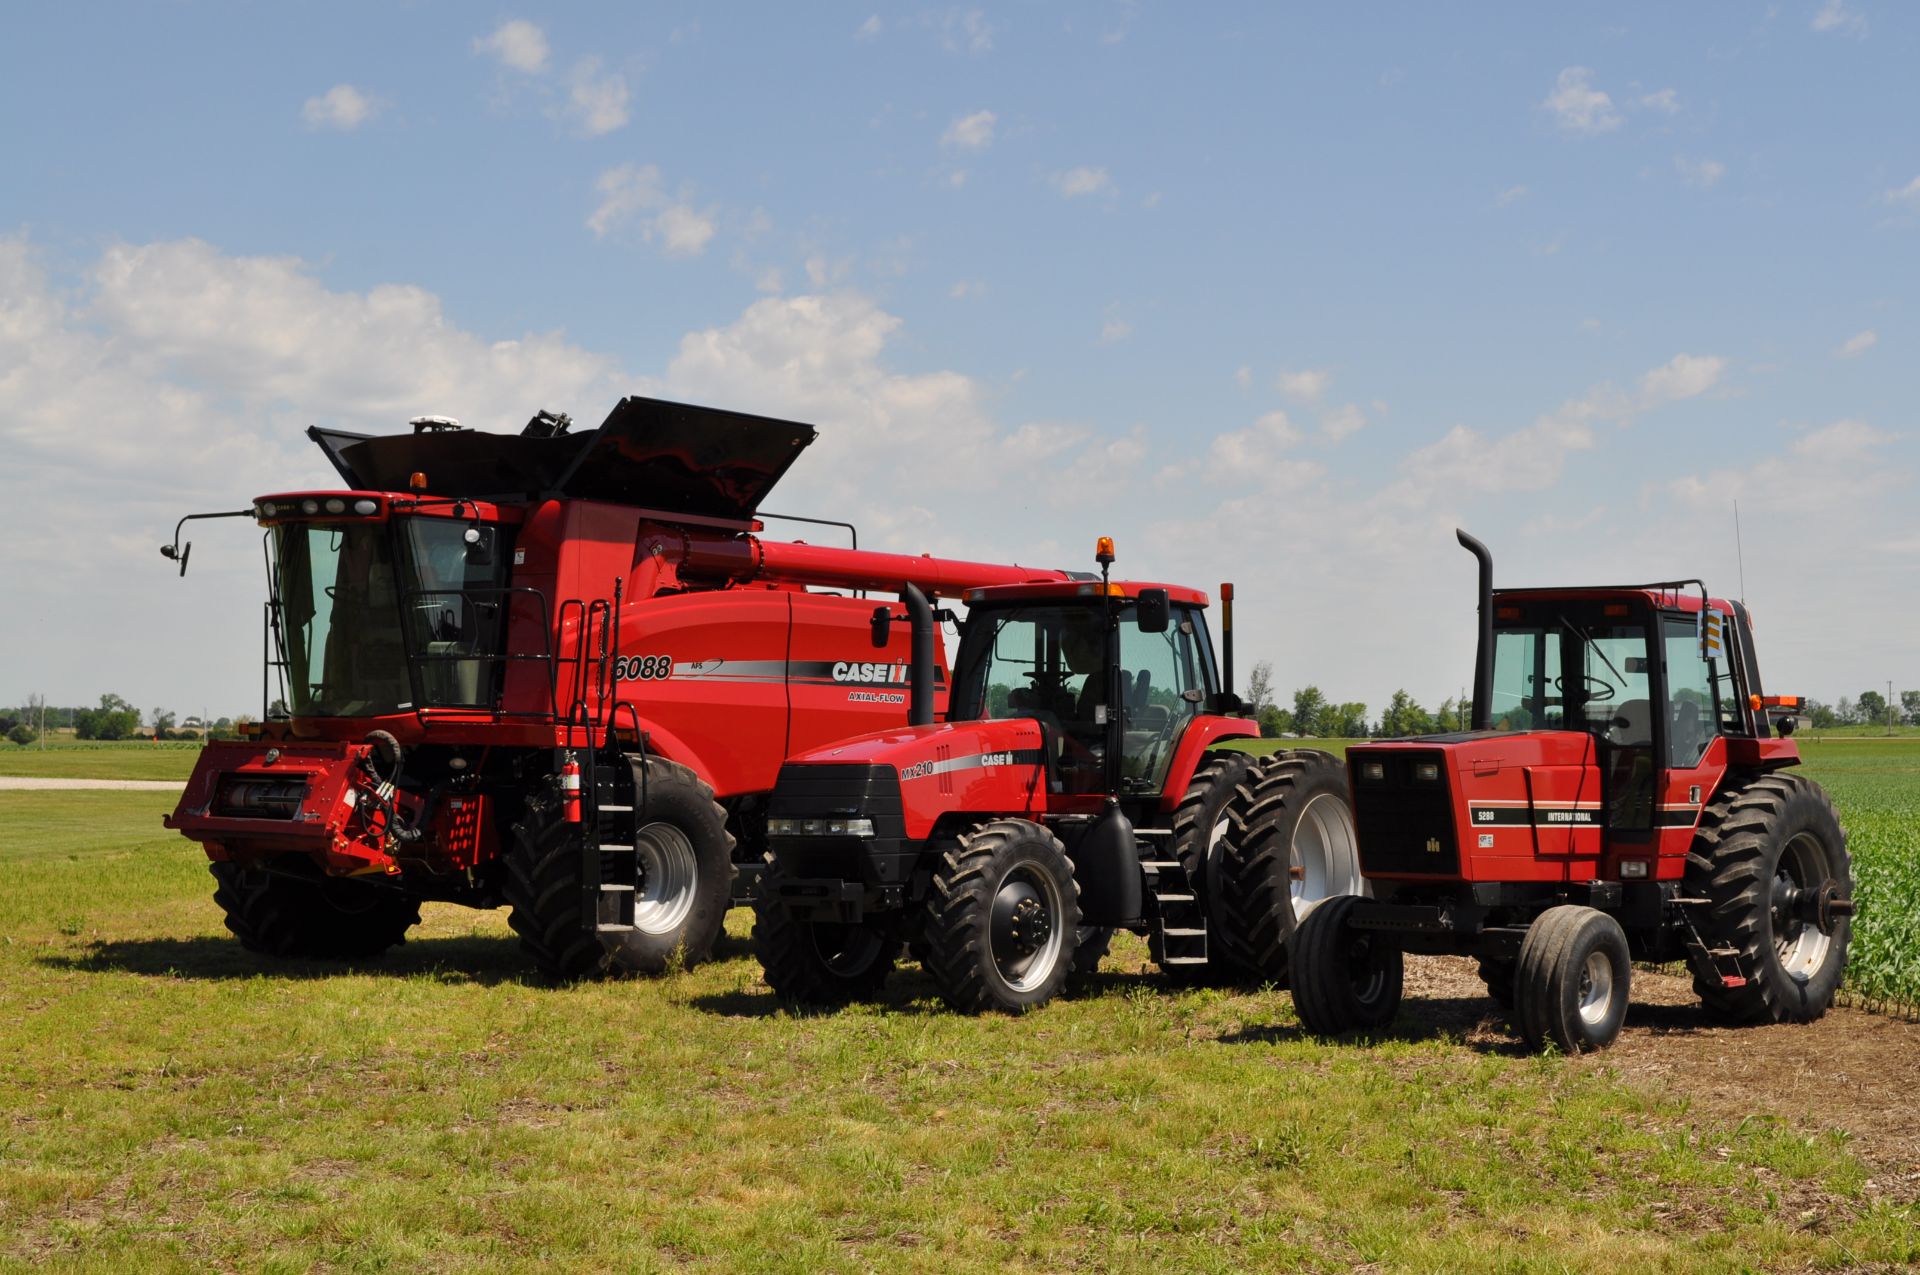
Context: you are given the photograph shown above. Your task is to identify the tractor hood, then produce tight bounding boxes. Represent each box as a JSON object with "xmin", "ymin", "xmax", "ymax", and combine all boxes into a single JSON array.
[
  {"xmin": 1352, "ymin": 729, "xmax": 1598, "ymax": 774},
  {"xmin": 309, "ymin": 396, "xmax": 817, "ymax": 523},
  {"xmin": 786, "ymin": 718, "xmax": 1048, "ymax": 772},
  {"xmin": 780, "ymin": 718, "xmax": 1053, "ymax": 835}
]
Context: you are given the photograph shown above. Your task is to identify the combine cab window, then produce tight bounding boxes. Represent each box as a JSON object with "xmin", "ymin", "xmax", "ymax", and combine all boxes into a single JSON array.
[
  {"xmin": 400, "ymin": 520, "xmax": 511, "ymax": 709},
  {"xmin": 275, "ymin": 524, "xmax": 410, "ymax": 717}
]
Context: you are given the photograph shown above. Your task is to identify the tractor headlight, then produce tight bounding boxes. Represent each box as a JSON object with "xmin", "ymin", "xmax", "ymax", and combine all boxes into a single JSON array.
[
  {"xmin": 768, "ymin": 817, "xmax": 876, "ymax": 837},
  {"xmin": 1414, "ymin": 762, "xmax": 1441, "ymax": 783},
  {"xmin": 1360, "ymin": 762, "xmax": 1385, "ymax": 782}
]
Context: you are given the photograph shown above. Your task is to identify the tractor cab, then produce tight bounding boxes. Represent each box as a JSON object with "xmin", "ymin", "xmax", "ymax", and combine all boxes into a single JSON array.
[{"xmin": 948, "ymin": 575, "xmax": 1223, "ymax": 802}]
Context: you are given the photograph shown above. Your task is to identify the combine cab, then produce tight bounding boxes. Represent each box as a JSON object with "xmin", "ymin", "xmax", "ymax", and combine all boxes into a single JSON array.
[
  {"xmin": 752, "ymin": 539, "xmax": 1363, "ymax": 1013},
  {"xmin": 162, "ymin": 398, "xmax": 1078, "ymax": 979},
  {"xmin": 1288, "ymin": 531, "xmax": 1853, "ymax": 1052}
]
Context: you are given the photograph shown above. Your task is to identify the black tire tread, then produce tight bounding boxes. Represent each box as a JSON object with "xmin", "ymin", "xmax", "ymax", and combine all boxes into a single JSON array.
[
  {"xmin": 921, "ymin": 819, "xmax": 1080, "ymax": 1014},
  {"xmin": 1215, "ymin": 749, "xmax": 1353, "ymax": 983},
  {"xmin": 752, "ymin": 855, "xmax": 897, "ymax": 1006},
  {"xmin": 1682, "ymin": 772, "xmax": 1851, "ymax": 1024},
  {"xmin": 210, "ymin": 859, "xmax": 420, "ymax": 961}
]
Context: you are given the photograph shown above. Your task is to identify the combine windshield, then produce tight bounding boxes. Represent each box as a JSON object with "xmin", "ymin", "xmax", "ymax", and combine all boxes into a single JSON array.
[{"xmin": 273, "ymin": 518, "xmax": 511, "ymax": 717}]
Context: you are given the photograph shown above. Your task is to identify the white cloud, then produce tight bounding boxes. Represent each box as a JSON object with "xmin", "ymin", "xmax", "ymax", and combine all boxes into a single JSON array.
[
  {"xmin": 1276, "ymin": 368, "xmax": 1330, "ymax": 402},
  {"xmin": 587, "ymin": 164, "xmax": 715, "ymax": 256},
  {"xmin": 855, "ymin": 14, "xmax": 883, "ymax": 40},
  {"xmin": 1885, "ymin": 176, "xmax": 1920, "ymax": 209},
  {"xmin": 941, "ymin": 109, "xmax": 997, "ymax": 151},
  {"xmin": 1542, "ymin": 67, "xmax": 1621, "ymax": 135},
  {"xmin": 1838, "ymin": 329, "xmax": 1878, "ymax": 358},
  {"xmin": 1675, "ymin": 155, "xmax": 1728, "ymax": 189},
  {"xmin": 1207, "ymin": 410, "xmax": 1313, "ymax": 480},
  {"xmin": 1638, "ymin": 88, "xmax": 1681, "ymax": 114},
  {"xmin": 1811, "ymin": 0, "xmax": 1867, "ymax": 35},
  {"xmin": 474, "ymin": 19, "xmax": 550, "ymax": 73},
  {"xmin": 1050, "ymin": 166, "xmax": 1111, "ymax": 198},
  {"xmin": 1321, "ymin": 403, "xmax": 1367, "ymax": 442},
  {"xmin": 948, "ymin": 280, "xmax": 986, "ymax": 300},
  {"xmin": 301, "ymin": 85, "xmax": 379, "ymax": 132},
  {"xmin": 564, "ymin": 58, "xmax": 630, "ymax": 135},
  {"xmin": 1099, "ymin": 319, "xmax": 1133, "ymax": 344},
  {"xmin": 1639, "ymin": 352, "xmax": 1726, "ymax": 402},
  {"xmin": 1234, "ymin": 365, "xmax": 1252, "ymax": 390},
  {"xmin": 933, "ymin": 8, "xmax": 994, "ymax": 54},
  {"xmin": 1495, "ymin": 184, "xmax": 1529, "ymax": 207}
]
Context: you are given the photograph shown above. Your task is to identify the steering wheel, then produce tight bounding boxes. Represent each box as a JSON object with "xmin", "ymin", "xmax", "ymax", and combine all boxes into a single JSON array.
[{"xmin": 1554, "ymin": 672, "xmax": 1617, "ymax": 702}]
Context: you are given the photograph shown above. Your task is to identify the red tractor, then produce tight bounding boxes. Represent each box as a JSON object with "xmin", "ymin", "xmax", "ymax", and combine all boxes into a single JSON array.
[
  {"xmin": 751, "ymin": 538, "xmax": 1364, "ymax": 1013},
  {"xmin": 1283, "ymin": 530, "xmax": 1854, "ymax": 1052},
  {"xmin": 160, "ymin": 398, "xmax": 1081, "ymax": 980}
]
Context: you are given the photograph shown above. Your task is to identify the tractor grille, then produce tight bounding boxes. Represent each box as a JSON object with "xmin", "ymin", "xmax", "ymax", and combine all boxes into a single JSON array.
[
  {"xmin": 766, "ymin": 764, "xmax": 914, "ymax": 886},
  {"xmin": 1351, "ymin": 751, "xmax": 1460, "ymax": 877}
]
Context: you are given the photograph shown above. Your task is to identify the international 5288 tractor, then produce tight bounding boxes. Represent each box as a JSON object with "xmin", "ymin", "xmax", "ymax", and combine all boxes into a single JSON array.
[
  {"xmin": 1285, "ymin": 530, "xmax": 1853, "ymax": 1052},
  {"xmin": 752, "ymin": 539, "xmax": 1365, "ymax": 1013},
  {"xmin": 160, "ymin": 398, "xmax": 1083, "ymax": 980}
]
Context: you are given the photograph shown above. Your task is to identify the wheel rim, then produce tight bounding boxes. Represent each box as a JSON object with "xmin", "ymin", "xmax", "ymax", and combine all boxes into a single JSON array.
[
  {"xmin": 1772, "ymin": 831, "xmax": 1836, "ymax": 980},
  {"xmin": 809, "ymin": 923, "xmax": 884, "ymax": 977},
  {"xmin": 1345, "ymin": 931, "xmax": 1388, "ymax": 1006},
  {"xmin": 1576, "ymin": 949, "xmax": 1614, "ymax": 1026},
  {"xmin": 1290, "ymin": 792, "xmax": 1363, "ymax": 923},
  {"xmin": 988, "ymin": 859, "xmax": 1066, "ymax": 993},
  {"xmin": 632, "ymin": 821, "xmax": 698, "ymax": 936}
]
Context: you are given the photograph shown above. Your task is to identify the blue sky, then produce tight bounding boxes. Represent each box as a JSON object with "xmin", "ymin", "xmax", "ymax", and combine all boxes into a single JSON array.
[{"xmin": 1, "ymin": 2, "xmax": 1914, "ymax": 720}]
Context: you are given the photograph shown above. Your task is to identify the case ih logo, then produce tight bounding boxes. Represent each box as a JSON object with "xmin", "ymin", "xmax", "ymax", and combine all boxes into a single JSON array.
[{"xmin": 831, "ymin": 661, "xmax": 910, "ymax": 685}]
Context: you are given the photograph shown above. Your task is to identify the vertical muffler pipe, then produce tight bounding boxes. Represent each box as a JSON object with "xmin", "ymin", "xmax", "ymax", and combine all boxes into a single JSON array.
[
  {"xmin": 902, "ymin": 583, "xmax": 934, "ymax": 727},
  {"xmin": 1456, "ymin": 529, "xmax": 1494, "ymax": 731}
]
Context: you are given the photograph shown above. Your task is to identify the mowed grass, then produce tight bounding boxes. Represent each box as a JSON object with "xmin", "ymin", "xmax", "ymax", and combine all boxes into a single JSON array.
[
  {"xmin": 0, "ymin": 741, "xmax": 200, "ymax": 782},
  {"xmin": 3, "ymin": 793, "xmax": 1918, "ymax": 1271}
]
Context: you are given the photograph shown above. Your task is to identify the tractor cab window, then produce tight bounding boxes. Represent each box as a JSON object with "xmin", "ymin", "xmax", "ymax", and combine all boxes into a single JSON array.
[
  {"xmin": 1116, "ymin": 604, "xmax": 1210, "ymax": 791},
  {"xmin": 1492, "ymin": 610, "xmax": 1655, "ymax": 834},
  {"xmin": 959, "ymin": 605, "xmax": 1103, "ymax": 733},
  {"xmin": 1662, "ymin": 615, "xmax": 1717, "ymax": 767}
]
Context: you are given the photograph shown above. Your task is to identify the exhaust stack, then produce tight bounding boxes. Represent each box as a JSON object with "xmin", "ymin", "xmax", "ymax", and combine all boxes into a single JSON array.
[{"xmin": 1457, "ymin": 529, "xmax": 1494, "ymax": 732}]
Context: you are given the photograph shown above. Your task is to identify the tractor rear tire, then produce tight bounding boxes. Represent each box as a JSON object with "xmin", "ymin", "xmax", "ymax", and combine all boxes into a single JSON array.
[
  {"xmin": 1152, "ymin": 748, "xmax": 1257, "ymax": 984},
  {"xmin": 210, "ymin": 858, "xmax": 420, "ymax": 960},
  {"xmin": 505, "ymin": 756, "xmax": 734, "ymax": 981},
  {"xmin": 1215, "ymin": 750, "xmax": 1364, "ymax": 985},
  {"xmin": 752, "ymin": 858, "xmax": 897, "ymax": 1006},
  {"xmin": 1288, "ymin": 893, "xmax": 1403, "ymax": 1035},
  {"xmin": 922, "ymin": 819, "xmax": 1081, "ymax": 1014},
  {"xmin": 1682, "ymin": 774, "xmax": 1852, "ymax": 1024},
  {"xmin": 1513, "ymin": 905, "xmax": 1631, "ymax": 1053}
]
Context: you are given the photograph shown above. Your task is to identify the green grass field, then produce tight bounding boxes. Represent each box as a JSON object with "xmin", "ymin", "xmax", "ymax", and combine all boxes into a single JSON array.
[
  {"xmin": 2, "ymin": 751, "xmax": 1917, "ymax": 1271},
  {"xmin": 0, "ymin": 740, "xmax": 201, "ymax": 782}
]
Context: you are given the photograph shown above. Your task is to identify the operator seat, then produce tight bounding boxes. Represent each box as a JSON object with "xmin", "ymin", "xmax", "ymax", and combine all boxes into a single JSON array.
[{"xmin": 1604, "ymin": 699, "xmax": 1655, "ymax": 829}]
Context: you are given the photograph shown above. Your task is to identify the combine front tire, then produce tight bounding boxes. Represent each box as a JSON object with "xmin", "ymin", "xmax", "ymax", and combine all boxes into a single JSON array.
[
  {"xmin": 505, "ymin": 756, "xmax": 734, "ymax": 980},
  {"xmin": 210, "ymin": 858, "xmax": 420, "ymax": 960},
  {"xmin": 922, "ymin": 819, "xmax": 1081, "ymax": 1013},
  {"xmin": 1152, "ymin": 748, "xmax": 1257, "ymax": 983},
  {"xmin": 1513, "ymin": 905, "xmax": 1631, "ymax": 1054},
  {"xmin": 1216, "ymin": 750, "xmax": 1364, "ymax": 984},
  {"xmin": 1683, "ymin": 774, "xmax": 1852, "ymax": 1024},
  {"xmin": 752, "ymin": 859, "xmax": 897, "ymax": 1006},
  {"xmin": 1288, "ymin": 893, "xmax": 1403, "ymax": 1035}
]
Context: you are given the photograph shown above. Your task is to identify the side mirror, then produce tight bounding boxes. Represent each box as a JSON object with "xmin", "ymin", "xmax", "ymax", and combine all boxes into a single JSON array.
[
  {"xmin": 870, "ymin": 605, "xmax": 892, "ymax": 649},
  {"xmin": 1136, "ymin": 587, "xmax": 1171, "ymax": 634},
  {"xmin": 1209, "ymin": 691, "xmax": 1246, "ymax": 716}
]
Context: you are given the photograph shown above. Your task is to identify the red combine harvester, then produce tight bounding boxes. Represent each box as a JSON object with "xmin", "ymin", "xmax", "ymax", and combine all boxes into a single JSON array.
[
  {"xmin": 160, "ymin": 398, "xmax": 1080, "ymax": 979},
  {"xmin": 751, "ymin": 538, "xmax": 1363, "ymax": 1013},
  {"xmin": 1286, "ymin": 530, "xmax": 1853, "ymax": 1052}
]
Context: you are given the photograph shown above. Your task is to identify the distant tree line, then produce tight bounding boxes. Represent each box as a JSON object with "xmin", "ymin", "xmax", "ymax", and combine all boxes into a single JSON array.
[
  {"xmin": 1801, "ymin": 690, "xmax": 1920, "ymax": 730},
  {"xmin": 1, "ymin": 694, "xmax": 249, "ymax": 745}
]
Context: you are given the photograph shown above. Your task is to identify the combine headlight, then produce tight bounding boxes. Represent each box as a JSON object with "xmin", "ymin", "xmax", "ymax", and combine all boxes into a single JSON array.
[
  {"xmin": 768, "ymin": 817, "xmax": 876, "ymax": 837},
  {"xmin": 1414, "ymin": 762, "xmax": 1441, "ymax": 783},
  {"xmin": 300, "ymin": 498, "xmax": 320, "ymax": 515},
  {"xmin": 324, "ymin": 498, "xmax": 346, "ymax": 514},
  {"xmin": 1360, "ymin": 762, "xmax": 1386, "ymax": 782},
  {"xmin": 353, "ymin": 498, "xmax": 378, "ymax": 515}
]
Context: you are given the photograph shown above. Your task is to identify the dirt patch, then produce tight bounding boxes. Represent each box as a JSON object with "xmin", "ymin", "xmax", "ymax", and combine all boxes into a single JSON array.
[{"xmin": 1397, "ymin": 954, "xmax": 1920, "ymax": 1200}]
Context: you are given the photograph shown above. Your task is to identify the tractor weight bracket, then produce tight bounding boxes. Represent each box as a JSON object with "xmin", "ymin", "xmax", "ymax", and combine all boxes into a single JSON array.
[{"xmin": 160, "ymin": 509, "xmax": 257, "ymax": 577}]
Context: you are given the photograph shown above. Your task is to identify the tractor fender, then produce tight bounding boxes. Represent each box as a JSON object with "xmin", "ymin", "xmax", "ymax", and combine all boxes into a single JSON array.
[{"xmin": 1156, "ymin": 716, "xmax": 1260, "ymax": 813}]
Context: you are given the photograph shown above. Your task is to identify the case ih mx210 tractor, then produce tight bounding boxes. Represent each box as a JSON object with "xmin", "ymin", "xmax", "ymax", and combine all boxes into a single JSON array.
[
  {"xmin": 752, "ymin": 539, "xmax": 1364, "ymax": 1013},
  {"xmin": 1288, "ymin": 531, "xmax": 1853, "ymax": 1052},
  {"xmin": 161, "ymin": 398, "xmax": 1078, "ymax": 980}
]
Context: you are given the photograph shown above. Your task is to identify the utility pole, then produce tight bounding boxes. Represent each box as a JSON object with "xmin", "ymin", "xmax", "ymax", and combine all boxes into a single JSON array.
[{"xmin": 1890, "ymin": 679, "xmax": 1897, "ymax": 736}]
